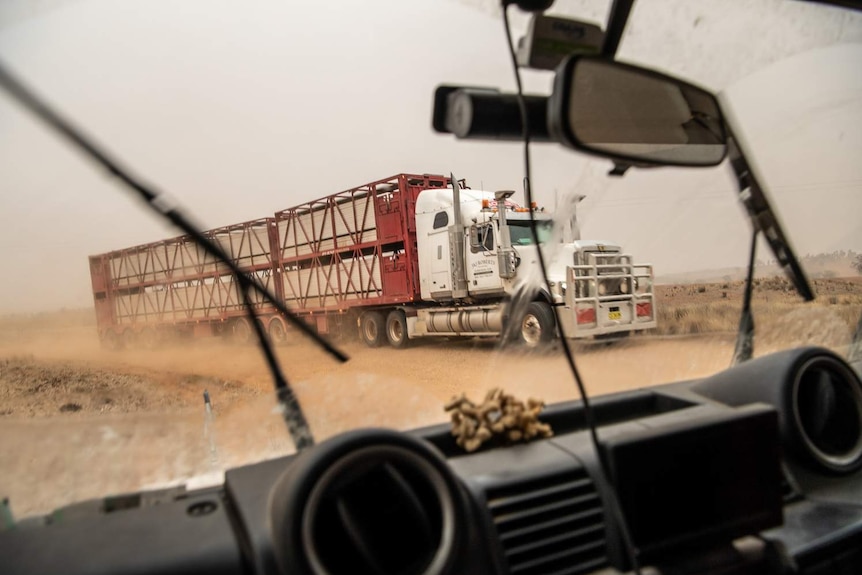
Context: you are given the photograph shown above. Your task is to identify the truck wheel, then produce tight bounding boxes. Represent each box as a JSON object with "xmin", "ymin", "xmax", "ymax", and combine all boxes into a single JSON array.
[
  {"xmin": 359, "ymin": 311, "xmax": 385, "ymax": 348},
  {"xmin": 139, "ymin": 327, "xmax": 159, "ymax": 350},
  {"xmin": 231, "ymin": 317, "xmax": 253, "ymax": 345},
  {"xmin": 122, "ymin": 329, "xmax": 137, "ymax": 349},
  {"xmin": 269, "ymin": 317, "xmax": 288, "ymax": 345},
  {"xmin": 102, "ymin": 331, "xmax": 123, "ymax": 351},
  {"xmin": 518, "ymin": 302, "xmax": 555, "ymax": 347},
  {"xmin": 385, "ymin": 310, "xmax": 409, "ymax": 349}
]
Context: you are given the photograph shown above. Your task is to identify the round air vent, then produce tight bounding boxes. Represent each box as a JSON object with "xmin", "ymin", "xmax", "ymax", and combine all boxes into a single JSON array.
[
  {"xmin": 270, "ymin": 429, "xmax": 462, "ymax": 575},
  {"xmin": 691, "ymin": 346, "xmax": 862, "ymax": 475},
  {"xmin": 792, "ymin": 356, "xmax": 862, "ymax": 473}
]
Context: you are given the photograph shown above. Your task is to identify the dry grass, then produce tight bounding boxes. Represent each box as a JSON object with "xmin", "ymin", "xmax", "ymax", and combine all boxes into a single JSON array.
[{"xmin": 654, "ymin": 277, "xmax": 862, "ymax": 349}]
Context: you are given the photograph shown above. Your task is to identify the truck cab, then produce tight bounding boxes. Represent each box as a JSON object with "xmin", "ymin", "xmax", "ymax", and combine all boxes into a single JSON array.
[
  {"xmin": 415, "ymin": 188, "xmax": 553, "ymax": 300},
  {"xmin": 414, "ymin": 186, "xmax": 656, "ymax": 341}
]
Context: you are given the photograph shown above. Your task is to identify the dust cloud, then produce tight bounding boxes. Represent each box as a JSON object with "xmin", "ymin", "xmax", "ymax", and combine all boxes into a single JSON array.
[{"xmin": 0, "ymin": 312, "xmax": 740, "ymax": 518}]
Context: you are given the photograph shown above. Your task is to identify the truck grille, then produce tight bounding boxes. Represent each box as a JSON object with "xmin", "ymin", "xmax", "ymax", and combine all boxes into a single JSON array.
[{"xmin": 486, "ymin": 468, "xmax": 608, "ymax": 575}]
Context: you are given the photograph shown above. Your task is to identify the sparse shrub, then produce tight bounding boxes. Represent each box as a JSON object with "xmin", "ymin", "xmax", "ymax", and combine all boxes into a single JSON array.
[{"xmin": 697, "ymin": 286, "xmax": 707, "ymax": 293}]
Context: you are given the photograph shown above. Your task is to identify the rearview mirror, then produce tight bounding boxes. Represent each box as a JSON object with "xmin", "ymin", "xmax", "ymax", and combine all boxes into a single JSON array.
[{"xmin": 549, "ymin": 57, "xmax": 727, "ymax": 167}]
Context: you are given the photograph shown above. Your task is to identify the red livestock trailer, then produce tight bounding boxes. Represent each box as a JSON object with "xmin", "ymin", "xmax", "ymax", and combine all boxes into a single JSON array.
[{"xmin": 88, "ymin": 173, "xmax": 455, "ymax": 348}]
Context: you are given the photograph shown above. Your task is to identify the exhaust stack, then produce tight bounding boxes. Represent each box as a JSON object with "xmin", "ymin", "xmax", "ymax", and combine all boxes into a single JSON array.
[
  {"xmin": 449, "ymin": 174, "xmax": 469, "ymax": 299},
  {"xmin": 496, "ymin": 190, "xmax": 517, "ymax": 279}
]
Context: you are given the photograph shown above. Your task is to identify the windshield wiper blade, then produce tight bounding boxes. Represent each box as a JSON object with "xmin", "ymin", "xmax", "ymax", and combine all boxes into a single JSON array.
[
  {"xmin": 0, "ymin": 58, "xmax": 349, "ymax": 451},
  {"xmin": 720, "ymin": 95, "xmax": 814, "ymax": 302}
]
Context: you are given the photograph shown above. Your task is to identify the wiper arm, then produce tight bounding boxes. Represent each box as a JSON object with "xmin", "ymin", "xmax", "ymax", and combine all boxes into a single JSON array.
[
  {"xmin": 0, "ymin": 58, "xmax": 349, "ymax": 451},
  {"xmin": 731, "ymin": 229, "xmax": 759, "ymax": 366},
  {"xmin": 719, "ymin": 94, "xmax": 814, "ymax": 302}
]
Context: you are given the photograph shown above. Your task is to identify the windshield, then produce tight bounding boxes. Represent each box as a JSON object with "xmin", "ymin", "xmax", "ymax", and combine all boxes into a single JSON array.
[
  {"xmin": 509, "ymin": 219, "xmax": 554, "ymax": 245},
  {"xmin": 1, "ymin": 0, "xmax": 860, "ymax": 520}
]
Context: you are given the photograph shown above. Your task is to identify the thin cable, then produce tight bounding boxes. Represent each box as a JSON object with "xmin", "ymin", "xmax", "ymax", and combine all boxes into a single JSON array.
[
  {"xmin": 501, "ymin": 6, "xmax": 642, "ymax": 573},
  {"xmin": 0, "ymin": 58, "xmax": 347, "ymax": 450}
]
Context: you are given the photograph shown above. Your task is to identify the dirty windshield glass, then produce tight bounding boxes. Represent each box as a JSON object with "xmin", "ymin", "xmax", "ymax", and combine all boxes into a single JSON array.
[{"xmin": 0, "ymin": 0, "xmax": 860, "ymax": 519}]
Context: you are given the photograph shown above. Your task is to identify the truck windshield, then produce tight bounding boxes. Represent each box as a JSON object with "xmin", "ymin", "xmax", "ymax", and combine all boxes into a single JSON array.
[{"xmin": 509, "ymin": 220, "xmax": 553, "ymax": 245}]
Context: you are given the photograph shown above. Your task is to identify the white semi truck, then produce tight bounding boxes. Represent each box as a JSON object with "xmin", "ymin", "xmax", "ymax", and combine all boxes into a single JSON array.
[
  {"xmin": 403, "ymin": 180, "xmax": 657, "ymax": 347},
  {"xmin": 90, "ymin": 173, "xmax": 656, "ymax": 349}
]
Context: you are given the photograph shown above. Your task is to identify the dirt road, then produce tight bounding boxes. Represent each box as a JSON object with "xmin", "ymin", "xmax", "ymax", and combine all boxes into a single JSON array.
[
  {"xmin": 3, "ymin": 278, "xmax": 856, "ymax": 519},
  {"xmin": 1, "ymin": 323, "xmax": 743, "ymax": 519}
]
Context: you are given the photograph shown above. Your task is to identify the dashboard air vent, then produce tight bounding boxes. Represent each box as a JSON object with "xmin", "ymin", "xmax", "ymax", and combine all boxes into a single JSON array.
[
  {"xmin": 486, "ymin": 468, "xmax": 608, "ymax": 575},
  {"xmin": 269, "ymin": 431, "xmax": 462, "ymax": 575}
]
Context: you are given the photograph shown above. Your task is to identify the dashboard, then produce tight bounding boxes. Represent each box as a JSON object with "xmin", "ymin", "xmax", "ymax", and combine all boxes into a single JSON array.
[{"xmin": 3, "ymin": 345, "xmax": 862, "ymax": 575}]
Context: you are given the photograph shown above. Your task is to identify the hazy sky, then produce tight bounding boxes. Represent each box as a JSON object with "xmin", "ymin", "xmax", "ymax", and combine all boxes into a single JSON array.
[{"xmin": 1, "ymin": 0, "xmax": 860, "ymax": 312}]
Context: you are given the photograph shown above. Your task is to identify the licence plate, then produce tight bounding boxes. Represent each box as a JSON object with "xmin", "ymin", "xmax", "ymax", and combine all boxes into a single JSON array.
[{"xmin": 608, "ymin": 307, "xmax": 622, "ymax": 320}]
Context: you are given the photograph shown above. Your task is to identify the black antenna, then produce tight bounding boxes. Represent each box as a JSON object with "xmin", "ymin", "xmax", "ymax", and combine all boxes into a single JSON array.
[
  {"xmin": 501, "ymin": 4, "xmax": 642, "ymax": 573},
  {"xmin": 0, "ymin": 58, "xmax": 349, "ymax": 451}
]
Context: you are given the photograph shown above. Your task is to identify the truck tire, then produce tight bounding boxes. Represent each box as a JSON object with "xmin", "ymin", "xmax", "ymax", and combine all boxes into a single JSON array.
[
  {"xmin": 231, "ymin": 317, "xmax": 253, "ymax": 345},
  {"xmin": 268, "ymin": 317, "xmax": 288, "ymax": 345},
  {"xmin": 385, "ymin": 310, "xmax": 409, "ymax": 349},
  {"xmin": 122, "ymin": 329, "xmax": 137, "ymax": 349},
  {"xmin": 139, "ymin": 327, "xmax": 159, "ymax": 350},
  {"xmin": 518, "ymin": 302, "xmax": 555, "ymax": 347},
  {"xmin": 102, "ymin": 331, "xmax": 122, "ymax": 351},
  {"xmin": 359, "ymin": 311, "xmax": 385, "ymax": 348}
]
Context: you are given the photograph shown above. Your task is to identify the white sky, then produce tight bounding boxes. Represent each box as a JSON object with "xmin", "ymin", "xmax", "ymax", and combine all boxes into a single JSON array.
[{"xmin": 1, "ymin": 0, "xmax": 860, "ymax": 312}]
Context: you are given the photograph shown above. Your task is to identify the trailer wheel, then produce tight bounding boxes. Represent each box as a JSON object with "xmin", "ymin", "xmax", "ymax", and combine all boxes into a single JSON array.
[
  {"xmin": 102, "ymin": 331, "xmax": 123, "ymax": 351},
  {"xmin": 122, "ymin": 329, "xmax": 137, "ymax": 349},
  {"xmin": 359, "ymin": 311, "xmax": 385, "ymax": 348},
  {"xmin": 231, "ymin": 317, "xmax": 253, "ymax": 345},
  {"xmin": 268, "ymin": 317, "xmax": 288, "ymax": 345},
  {"xmin": 385, "ymin": 310, "xmax": 409, "ymax": 349},
  {"xmin": 139, "ymin": 327, "xmax": 159, "ymax": 350},
  {"xmin": 518, "ymin": 302, "xmax": 555, "ymax": 347}
]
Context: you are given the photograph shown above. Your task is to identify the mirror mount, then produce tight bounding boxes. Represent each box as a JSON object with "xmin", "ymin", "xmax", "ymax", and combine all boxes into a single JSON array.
[{"xmin": 608, "ymin": 162, "xmax": 633, "ymax": 177}]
